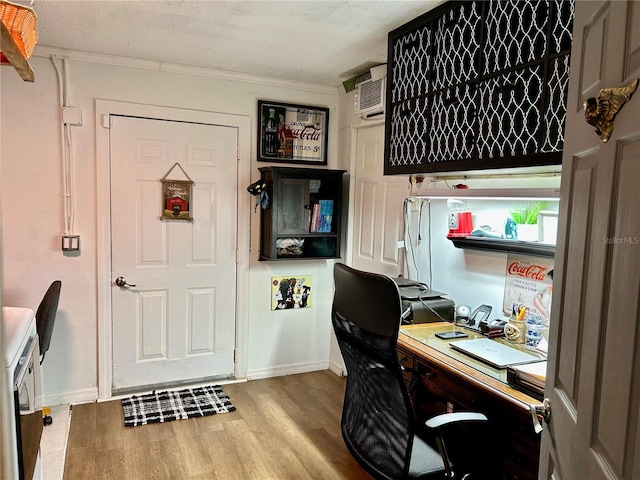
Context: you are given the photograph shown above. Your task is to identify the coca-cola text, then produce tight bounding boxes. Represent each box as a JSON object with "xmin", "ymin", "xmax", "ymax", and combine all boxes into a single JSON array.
[{"xmin": 507, "ymin": 262, "xmax": 548, "ymax": 281}]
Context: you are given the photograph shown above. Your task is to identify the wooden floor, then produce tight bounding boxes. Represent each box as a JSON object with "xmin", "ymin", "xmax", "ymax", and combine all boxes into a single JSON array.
[{"xmin": 63, "ymin": 370, "xmax": 372, "ymax": 480}]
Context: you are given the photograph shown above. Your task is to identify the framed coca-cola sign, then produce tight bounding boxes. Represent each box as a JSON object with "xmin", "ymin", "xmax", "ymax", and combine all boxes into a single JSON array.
[{"xmin": 257, "ymin": 100, "xmax": 329, "ymax": 165}]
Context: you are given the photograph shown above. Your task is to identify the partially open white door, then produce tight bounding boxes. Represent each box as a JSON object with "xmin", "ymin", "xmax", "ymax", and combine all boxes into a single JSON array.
[{"xmin": 539, "ymin": 1, "xmax": 640, "ymax": 477}]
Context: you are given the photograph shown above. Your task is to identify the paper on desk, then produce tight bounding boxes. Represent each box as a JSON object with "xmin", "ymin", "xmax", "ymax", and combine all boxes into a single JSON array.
[
  {"xmin": 513, "ymin": 361, "xmax": 547, "ymax": 385},
  {"xmin": 536, "ymin": 337, "xmax": 548, "ymax": 354}
]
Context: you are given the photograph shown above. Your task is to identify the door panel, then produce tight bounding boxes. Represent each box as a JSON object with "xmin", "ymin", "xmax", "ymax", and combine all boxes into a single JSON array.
[
  {"xmin": 540, "ymin": 1, "xmax": 640, "ymax": 478},
  {"xmin": 598, "ymin": 139, "xmax": 640, "ymax": 474},
  {"xmin": 357, "ymin": 181, "xmax": 377, "ymax": 260},
  {"xmin": 382, "ymin": 182, "xmax": 406, "ymax": 265},
  {"xmin": 110, "ymin": 115, "xmax": 238, "ymax": 392},
  {"xmin": 352, "ymin": 124, "xmax": 405, "ymax": 277}
]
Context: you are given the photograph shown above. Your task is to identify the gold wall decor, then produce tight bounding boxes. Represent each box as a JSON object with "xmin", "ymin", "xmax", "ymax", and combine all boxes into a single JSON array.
[
  {"xmin": 161, "ymin": 163, "xmax": 193, "ymax": 221},
  {"xmin": 584, "ymin": 78, "xmax": 638, "ymax": 143}
]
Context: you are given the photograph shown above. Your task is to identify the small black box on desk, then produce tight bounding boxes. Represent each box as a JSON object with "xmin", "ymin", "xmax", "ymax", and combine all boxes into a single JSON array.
[{"xmin": 393, "ymin": 277, "xmax": 455, "ymax": 324}]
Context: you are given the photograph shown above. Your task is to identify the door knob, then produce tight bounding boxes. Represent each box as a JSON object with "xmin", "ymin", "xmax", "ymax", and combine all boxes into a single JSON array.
[
  {"xmin": 530, "ymin": 398, "xmax": 551, "ymax": 434},
  {"xmin": 115, "ymin": 276, "xmax": 136, "ymax": 288}
]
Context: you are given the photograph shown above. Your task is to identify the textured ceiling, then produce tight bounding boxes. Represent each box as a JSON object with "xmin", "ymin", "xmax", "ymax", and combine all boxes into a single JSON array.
[{"xmin": 32, "ymin": 0, "xmax": 444, "ymax": 87}]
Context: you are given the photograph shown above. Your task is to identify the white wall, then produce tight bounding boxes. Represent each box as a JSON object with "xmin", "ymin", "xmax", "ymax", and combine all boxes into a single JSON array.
[
  {"xmin": 0, "ymin": 112, "xmax": 15, "ymax": 480},
  {"xmin": 1, "ymin": 52, "xmax": 340, "ymax": 403}
]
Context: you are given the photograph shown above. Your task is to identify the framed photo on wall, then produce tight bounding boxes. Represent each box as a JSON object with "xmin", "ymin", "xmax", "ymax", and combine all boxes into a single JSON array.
[{"xmin": 257, "ymin": 100, "xmax": 329, "ymax": 165}]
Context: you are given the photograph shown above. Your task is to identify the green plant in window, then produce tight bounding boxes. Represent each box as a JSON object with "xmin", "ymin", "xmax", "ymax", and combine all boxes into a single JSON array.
[{"xmin": 510, "ymin": 201, "xmax": 547, "ymax": 225}]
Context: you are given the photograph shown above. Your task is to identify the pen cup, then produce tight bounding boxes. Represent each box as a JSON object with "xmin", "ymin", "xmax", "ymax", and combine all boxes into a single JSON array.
[
  {"xmin": 526, "ymin": 314, "xmax": 543, "ymax": 326},
  {"xmin": 505, "ymin": 319, "xmax": 526, "ymax": 344}
]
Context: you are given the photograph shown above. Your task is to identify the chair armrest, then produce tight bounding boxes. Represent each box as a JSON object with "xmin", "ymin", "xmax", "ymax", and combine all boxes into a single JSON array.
[{"xmin": 424, "ymin": 412, "xmax": 488, "ymax": 434}]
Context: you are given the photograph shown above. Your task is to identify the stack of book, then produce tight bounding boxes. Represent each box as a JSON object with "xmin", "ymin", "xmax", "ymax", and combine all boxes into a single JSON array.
[
  {"xmin": 309, "ymin": 199, "xmax": 334, "ymax": 233},
  {"xmin": 479, "ymin": 321, "xmax": 506, "ymax": 338}
]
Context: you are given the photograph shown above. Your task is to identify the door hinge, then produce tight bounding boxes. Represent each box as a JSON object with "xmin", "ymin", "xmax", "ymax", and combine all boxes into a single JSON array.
[
  {"xmin": 101, "ymin": 114, "xmax": 112, "ymax": 129},
  {"xmin": 237, "ymin": 145, "xmax": 240, "ymax": 161},
  {"xmin": 233, "ymin": 349, "xmax": 236, "ymax": 363}
]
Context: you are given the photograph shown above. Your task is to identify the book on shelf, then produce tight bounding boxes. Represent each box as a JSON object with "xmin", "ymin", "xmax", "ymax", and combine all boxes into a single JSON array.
[
  {"xmin": 317, "ymin": 199, "xmax": 334, "ymax": 233},
  {"xmin": 309, "ymin": 203, "xmax": 321, "ymax": 232}
]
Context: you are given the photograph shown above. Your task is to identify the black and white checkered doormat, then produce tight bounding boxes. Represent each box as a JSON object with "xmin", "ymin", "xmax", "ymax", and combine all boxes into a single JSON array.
[{"xmin": 121, "ymin": 385, "xmax": 236, "ymax": 427}]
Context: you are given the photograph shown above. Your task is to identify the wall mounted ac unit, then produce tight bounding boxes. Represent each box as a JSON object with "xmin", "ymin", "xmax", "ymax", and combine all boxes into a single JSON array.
[{"xmin": 354, "ymin": 71, "xmax": 385, "ymax": 118}]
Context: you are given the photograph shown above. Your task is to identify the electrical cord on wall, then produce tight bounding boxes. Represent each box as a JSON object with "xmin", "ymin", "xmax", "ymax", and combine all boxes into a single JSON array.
[
  {"xmin": 417, "ymin": 198, "xmax": 424, "ymax": 241},
  {"xmin": 51, "ymin": 55, "xmax": 76, "ymax": 237},
  {"xmin": 399, "ymin": 200, "xmax": 452, "ymax": 324},
  {"xmin": 403, "ymin": 197, "xmax": 420, "ymax": 279},
  {"xmin": 403, "ymin": 196, "xmax": 442, "ymax": 300}
]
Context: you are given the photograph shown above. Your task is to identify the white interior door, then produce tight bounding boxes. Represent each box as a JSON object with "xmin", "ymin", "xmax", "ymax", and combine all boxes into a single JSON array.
[
  {"xmin": 352, "ymin": 124, "xmax": 406, "ymax": 277},
  {"xmin": 540, "ymin": 1, "xmax": 640, "ymax": 478},
  {"xmin": 109, "ymin": 115, "xmax": 238, "ymax": 392}
]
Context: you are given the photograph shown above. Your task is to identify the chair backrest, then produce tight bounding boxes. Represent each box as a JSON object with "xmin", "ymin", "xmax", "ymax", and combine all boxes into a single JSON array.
[
  {"xmin": 332, "ymin": 263, "xmax": 416, "ymax": 480},
  {"xmin": 36, "ymin": 280, "xmax": 62, "ymax": 362}
]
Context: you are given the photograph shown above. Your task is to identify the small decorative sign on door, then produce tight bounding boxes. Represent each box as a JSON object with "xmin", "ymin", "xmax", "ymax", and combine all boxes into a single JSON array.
[{"xmin": 161, "ymin": 163, "xmax": 194, "ymax": 221}]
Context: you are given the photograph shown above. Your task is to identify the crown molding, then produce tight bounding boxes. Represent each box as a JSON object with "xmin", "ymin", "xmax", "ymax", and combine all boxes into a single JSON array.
[{"xmin": 34, "ymin": 45, "xmax": 339, "ymax": 95}]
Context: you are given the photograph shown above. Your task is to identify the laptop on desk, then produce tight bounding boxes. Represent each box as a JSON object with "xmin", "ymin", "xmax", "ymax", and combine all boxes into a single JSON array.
[{"xmin": 450, "ymin": 338, "xmax": 545, "ymax": 370}]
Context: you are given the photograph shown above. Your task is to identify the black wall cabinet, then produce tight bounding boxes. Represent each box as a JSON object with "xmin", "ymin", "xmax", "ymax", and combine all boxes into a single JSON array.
[
  {"xmin": 385, "ymin": 0, "xmax": 574, "ymax": 175},
  {"xmin": 258, "ymin": 167, "xmax": 346, "ymax": 261}
]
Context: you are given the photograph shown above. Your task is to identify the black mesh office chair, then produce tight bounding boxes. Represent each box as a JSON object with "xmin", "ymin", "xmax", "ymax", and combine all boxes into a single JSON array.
[
  {"xmin": 36, "ymin": 280, "xmax": 61, "ymax": 365},
  {"xmin": 332, "ymin": 263, "xmax": 489, "ymax": 480}
]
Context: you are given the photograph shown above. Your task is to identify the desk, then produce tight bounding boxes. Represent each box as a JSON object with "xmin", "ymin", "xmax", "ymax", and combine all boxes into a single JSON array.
[{"xmin": 398, "ymin": 323, "xmax": 543, "ymax": 480}]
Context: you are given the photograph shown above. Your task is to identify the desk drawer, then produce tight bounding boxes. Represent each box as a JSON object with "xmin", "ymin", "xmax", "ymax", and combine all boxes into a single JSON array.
[
  {"xmin": 415, "ymin": 358, "xmax": 489, "ymax": 410},
  {"xmin": 397, "ymin": 347, "xmax": 415, "ymax": 370},
  {"xmin": 413, "ymin": 357, "xmax": 539, "ymax": 479}
]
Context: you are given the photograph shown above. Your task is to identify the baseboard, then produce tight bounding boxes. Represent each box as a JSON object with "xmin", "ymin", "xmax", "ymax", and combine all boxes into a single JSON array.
[
  {"xmin": 40, "ymin": 387, "xmax": 98, "ymax": 407},
  {"xmin": 39, "ymin": 364, "xmax": 336, "ymax": 403},
  {"xmin": 329, "ymin": 360, "xmax": 347, "ymax": 377},
  {"xmin": 247, "ymin": 360, "xmax": 330, "ymax": 380}
]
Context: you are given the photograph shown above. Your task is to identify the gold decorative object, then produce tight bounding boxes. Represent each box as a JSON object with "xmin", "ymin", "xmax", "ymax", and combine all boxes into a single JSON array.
[{"xmin": 584, "ymin": 78, "xmax": 638, "ymax": 143}]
